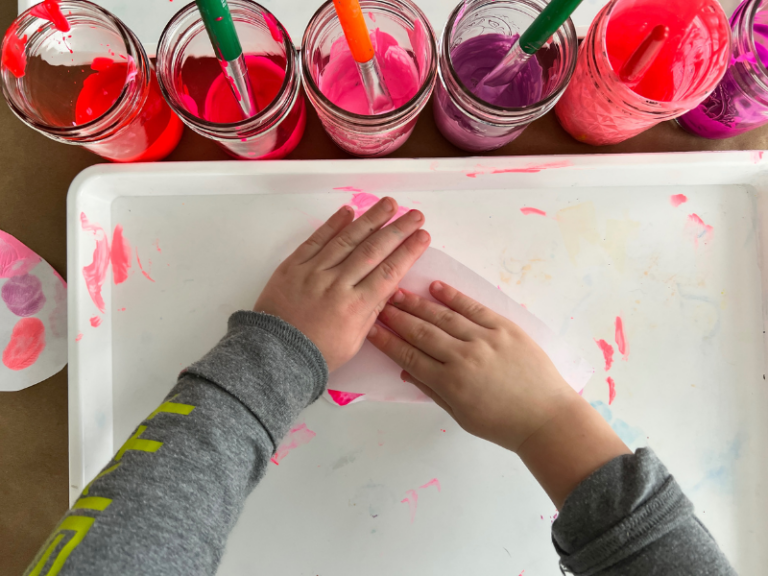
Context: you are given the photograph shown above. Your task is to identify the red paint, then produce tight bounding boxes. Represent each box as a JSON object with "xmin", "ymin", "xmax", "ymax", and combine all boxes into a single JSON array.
[
  {"xmin": 327, "ymin": 389, "xmax": 365, "ymax": 406},
  {"xmin": 2, "ymin": 23, "xmax": 28, "ymax": 78},
  {"xmin": 30, "ymin": 0, "xmax": 70, "ymax": 32},
  {"xmin": 136, "ymin": 248, "xmax": 155, "ymax": 282},
  {"xmin": 81, "ymin": 213, "xmax": 110, "ymax": 313},
  {"xmin": 520, "ymin": 207, "xmax": 547, "ymax": 216},
  {"xmin": 607, "ymin": 376, "xmax": 617, "ymax": 405},
  {"xmin": 2, "ymin": 317, "xmax": 45, "ymax": 370},
  {"xmin": 669, "ymin": 194, "xmax": 688, "ymax": 207},
  {"xmin": 110, "ymin": 225, "xmax": 131, "ymax": 284},
  {"xmin": 271, "ymin": 423, "xmax": 316, "ymax": 464},
  {"xmin": 89, "ymin": 315, "xmax": 101, "ymax": 327},
  {"xmin": 615, "ymin": 316, "xmax": 628, "ymax": 360},
  {"xmin": 263, "ymin": 12, "xmax": 283, "ymax": 43},
  {"xmin": 595, "ymin": 339, "xmax": 614, "ymax": 371}
]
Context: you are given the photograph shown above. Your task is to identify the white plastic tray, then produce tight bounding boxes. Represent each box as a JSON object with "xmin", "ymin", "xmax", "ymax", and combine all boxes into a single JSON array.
[{"xmin": 68, "ymin": 153, "xmax": 768, "ymax": 575}]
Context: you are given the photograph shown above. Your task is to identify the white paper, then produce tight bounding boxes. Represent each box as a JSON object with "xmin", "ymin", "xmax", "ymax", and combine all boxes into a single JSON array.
[
  {"xmin": 326, "ymin": 247, "xmax": 593, "ymax": 406},
  {"xmin": 0, "ymin": 231, "xmax": 67, "ymax": 391}
]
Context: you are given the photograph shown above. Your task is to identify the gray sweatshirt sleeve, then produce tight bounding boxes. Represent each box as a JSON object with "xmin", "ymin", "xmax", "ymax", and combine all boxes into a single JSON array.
[
  {"xmin": 551, "ymin": 448, "xmax": 736, "ymax": 575},
  {"xmin": 24, "ymin": 311, "xmax": 327, "ymax": 576}
]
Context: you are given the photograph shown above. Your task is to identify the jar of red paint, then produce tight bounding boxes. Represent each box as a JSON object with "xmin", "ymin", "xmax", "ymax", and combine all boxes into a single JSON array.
[
  {"xmin": 1, "ymin": 0, "xmax": 183, "ymax": 162},
  {"xmin": 156, "ymin": 0, "xmax": 305, "ymax": 161}
]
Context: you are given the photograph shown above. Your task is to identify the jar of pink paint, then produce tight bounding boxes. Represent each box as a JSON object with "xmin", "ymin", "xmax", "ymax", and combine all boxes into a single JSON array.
[
  {"xmin": 1, "ymin": 1, "xmax": 183, "ymax": 162},
  {"xmin": 301, "ymin": 0, "xmax": 437, "ymax": 157},
  {"xmin": 156, "ymin": 0, "xmax": 305, "ymax": 160},
  {"xmin": 433, "ymin": 0, "xmax": 578, "ymax": 153}
]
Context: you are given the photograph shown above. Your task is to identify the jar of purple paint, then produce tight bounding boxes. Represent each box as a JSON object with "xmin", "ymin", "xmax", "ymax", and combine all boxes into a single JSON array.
[
  {"xmin": 678, "ymin": 0, "xmax": 768, "ymax": 139},
  {"xmin": 433, "ymin": 0, "xmax": 578, "ymax": 153}
]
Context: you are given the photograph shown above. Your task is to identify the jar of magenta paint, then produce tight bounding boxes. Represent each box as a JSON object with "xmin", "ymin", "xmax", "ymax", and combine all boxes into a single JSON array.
[
  {"xmin": 554, "ymin": 0, "xmax": 731, "ymax": 146},
  {"xmin": 678, "ymin": 0, "xmax": 768, "ymax": 139},
  {"xmin": 433, "ymin": 0, "xmax": 577, "ymax": 153},
  {"xmin": 301, "ymin": 0, "xmax": 436, "ymax": 157},
  {"xmin": 1, "ymin": 1, "xmax": 183, "ymax": 162},
  {"xmin": 156, "ymin": 0, "xmax": 305, "ymax": 160}
]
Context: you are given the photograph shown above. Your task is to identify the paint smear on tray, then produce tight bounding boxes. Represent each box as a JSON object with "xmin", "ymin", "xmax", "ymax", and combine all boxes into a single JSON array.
[
  {"xmin": 686, "ymin": 214, "xmax": 714, "ymax": 247},
  {"xmin": 89, "ymin": 315, "xmax": 101, "ymax": 327},
  {"xmin": 81, "ymin": 213, "xmax": 110, "ymax": 313},
  {"xmin": 347, "ymin": 192, "xmax": 409, "ymax": 223},
  {"xmin": 328, "ymin": 389, "xmax": 365, "ymax": 406},
  {"xmin": 334, "ymin": 186, "xmax": 364, "ymax": 193},
  {"xmin": 607, "ymin": 377, "xmax": 616, "ymax": 405},
  {"xmin": 401, "ymin": 478, "xmax": 441, "ymax": 523},
  {"xmin": 595, "ymin": 339, "xmax": 614, "ymax": 371},
  {"xmin": 3, "ymin": 317, "xmax": 45, "ymax": 370},
  {"xmin": 1, "ymin": 273, "xmax": 45, "ymax": 317},
  {"xmin": 0, "ymin": 230, "xmax": 40, "ymax": 278},
  {"xmin": 670, "ymin": 194, "xmax": 687, "ymax": 207},
  {"xmin": 110, "ymin": 225, "xmax": 131, "ymax": 284},
  {"xmin": 465, "ymin": 160, "xmax": 572, "ymax": 178},
  {"xmin": 136, "ymin": 248, "xmax": 155, "ymax": 282},
  {"xmin": 271, "ymin": 423, "xmax": 316, "ymax": 465},
  {"xmin": 615, "ymin": 316, "xmax": 628, "ymax": 360},
  {"xmin": 520, "ymin": 207, "xmax": 547, "ymax": 216}
]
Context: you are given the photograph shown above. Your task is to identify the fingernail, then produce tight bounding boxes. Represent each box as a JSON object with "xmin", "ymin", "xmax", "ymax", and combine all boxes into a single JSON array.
[
  {"xmin": 368, "ymin": 325, "xmax": 378, "ymax": 338},
  {"xmin": 432, "ymin": 281, "xmax": 443, "ymax": 292},
  {"xmin": 416, "ymin": 230, "xmax": 429, "ymax": 243},
  {"xmin": 382, "ymin": 198, "xmax": 396, "ymax": 212},
  {"xmin": 408, "ymin": 209, "xmax": 423, "ymax": 221},
  {"xmin": 392, "ymin": 290, "xmax": 405, "ymax": 304}
]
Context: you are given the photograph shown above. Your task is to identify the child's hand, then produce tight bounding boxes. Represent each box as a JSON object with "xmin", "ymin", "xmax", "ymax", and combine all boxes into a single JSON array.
[
  {"xmin": 367, "ymin": 281, "xmax": 579, "ymax": 453},
  {"xmin": 254, "ymin": 198, "xmax": 430, "ymax": 372}
]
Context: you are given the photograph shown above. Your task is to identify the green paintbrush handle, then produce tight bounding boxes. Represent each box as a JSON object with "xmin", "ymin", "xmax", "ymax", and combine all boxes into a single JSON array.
[
  {"xmin": 519, "ymin": 0, "xmax": 583, "ymax": 55},
  {"xmin": 195, "ymin": 0, "xmax": 243, "ymax": 62}
]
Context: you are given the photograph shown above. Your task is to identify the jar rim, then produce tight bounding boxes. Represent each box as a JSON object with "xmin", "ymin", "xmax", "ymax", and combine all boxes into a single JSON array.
[
  {"xmin": 300, "ymin": 0, "xmax": 437, "ymax": 126},
  {"xmin": 155, "ymin": 0, "xmax": 296, "ymax": 135},
  {"xmin": 739, "ymin": 0, "xmax": 768, "ymax": 92}
]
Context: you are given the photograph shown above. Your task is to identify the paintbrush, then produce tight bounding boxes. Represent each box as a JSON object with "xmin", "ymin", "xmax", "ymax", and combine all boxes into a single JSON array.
[
  {"xmin": 332, "ymin": 0, "xmax": 394, "ymax": 114},
  {"xmin": 195, "ymin": 0, "xmax": 259, "ymax": 118}
]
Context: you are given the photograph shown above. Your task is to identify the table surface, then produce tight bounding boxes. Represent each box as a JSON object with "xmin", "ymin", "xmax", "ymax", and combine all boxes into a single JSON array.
[{"xmin": 3, "ymin": 1, "xmax": 768, "ymax": 573}]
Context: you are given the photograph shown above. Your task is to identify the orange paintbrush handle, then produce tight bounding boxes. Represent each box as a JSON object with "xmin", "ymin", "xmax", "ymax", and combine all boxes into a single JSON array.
[{"xmin": 333, "ymin": 0, "xmax": 374, "ymax": 63}]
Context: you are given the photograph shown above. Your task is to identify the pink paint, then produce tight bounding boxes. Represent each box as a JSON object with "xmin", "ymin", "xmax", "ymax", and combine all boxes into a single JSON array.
[
  {"xmin": 80, "ymin": 213, "xmax": 110, "ymax": 313},
  {"xmin": 136, "ymin": 248, "xmax": 155, "ymax": 282},
  {"xmin": 263, "ymin": 12, "xmax": 283, "ymax": 43},
  {"xmin": 1, "ymin": 273, "xmax": 45, "ymax": 317},
  {"xmin": 75, "ymin": 332, "xmax": 83, "ymax": 342},
  {"xmin": 347, "ymin": 192, "xmax": 409, "ymax": 223},
  {"xmin": 271, "ymin": 423, "xmax": 316, "ymax": 464},
  {"xmin": 2, "ymin": 23, "xmax": 28, "ymax": 78},
  {"xmin": 2, "ymin": 317, "xmax": 45, "ymax": 370},
  {"xmin": 216, "ymin": 16, "xmax": 223, "ymax": 21},
  {"xmin": 686, "ymin": 213, "xmax": 714, "ymax": 247},
  {"xmin": 153, "ymin": 239, "xmax": 162, "ymax": 253},
  {"xmin": 110, "ymin": 225, "xmax": 131, "ymax": 284},
  {"xmin": 615, "ymin": 316, "xmax": 628, "ymax": 360},
  {"xmin": 520, "ymin": 207, "xmax": 547, "ymax": 216},
  {"xmin": 333, "ymin": 186, "xmax": 364, "ymax": 193},
  {"xmin": 0, "ymin": 230, "xmax": 40, "ymax": 278},
  {"xmin": 595, "ymin": 339, "xmax": 614, "ymax": 371},
  {"xmin": 31, "ymin": 0, "xmax": 70, "ymax": 33},
  {"xmin": 669, "ymin": 194, "xmax": 688, "ymax": 207},
  {"xmin": 420, "ymin": 478, "xmax": 441, "ymax": 491},
  {"xmin": 89, "ymin": 315, "xmax": 101, "ymax": 327},
  {"xmin": 607, "ymin": 377, "xmax": 616, "ymax": 405},
  {"xmin": 327, "ymin": 389, "xmax": 365, "ymax": 406},
  {"xmin": 401, "ymin": 477, "xmax": 441, "ymax": 523},
  {"xmin": 466, "ymin": 161, "xmax": 572, "ymax": 178}
]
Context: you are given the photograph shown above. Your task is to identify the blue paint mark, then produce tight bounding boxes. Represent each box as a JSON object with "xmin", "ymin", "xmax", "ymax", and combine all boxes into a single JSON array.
[
  {"xmin": 590, "ymin": 401, "xmax": 645, "ymax": 450},
  {"xmin": 691, "ymin": 435, "xmax": 742, "ymax": 493}
]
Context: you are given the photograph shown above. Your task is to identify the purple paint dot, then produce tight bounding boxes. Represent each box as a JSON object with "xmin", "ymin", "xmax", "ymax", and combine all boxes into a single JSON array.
[{"xmin": 2, "ymin": 273, "xmax": 46, "ymax": 317}]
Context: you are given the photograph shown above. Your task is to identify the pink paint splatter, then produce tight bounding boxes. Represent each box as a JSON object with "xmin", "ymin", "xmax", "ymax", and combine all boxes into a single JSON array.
[
  {"xmin": 686, "ymin": 213, "xmax": 714, "ymax": 247},
  {"xmin": 607, "ymin": 377, "xmax": 616, "ymax": 405},
  {"xmin": 615, "ymin": 316, "xmax": 628, "ymax": 360},
  {"xmin": 271, "ymin": 423, "xmax": 316, "ymax": 464},
  {"xmin": 347, "ymin": 192, "xmax": 409, "ymax": 223},
  {"xmin": 110, "ymin": 225, "xmax": 131, "ymax": 284},
  {"xmin": 401, "ymin": 478, "xmax": 441, "ymax": 523},
  {"xmin": 520, "ymin": 207, "xmax": 547, "ymax": 216},
  {"xmin": 466, "ymin": 161, "xmax": 572, "ymax": 178},
  {"xmin": 263, "ymin": 12, "xmax": 283, "ymax": 42},
  {"xmin": 153, "ymin": 239, "xmax": 162, "ymax": 253},
  {"xmin": 669, "ymin": 194, "xmax": 687, "ymax": 208},
  {"xmin": 0, "ymin": 230, "xmax": 40, "ymax": 278},
  {"xmin": 81, "ymin": 213, "xmax": 110, "ymax": 313},
  {"xmin": 328, "ymin": 389, "xmax": 365, "ymax": 406},
  {"xmin": 2, "ymin": 317, "xmax": 45, "ymax": 370},
  {"xmin": 2, "ymin": 23, "xmax": 28, "ymax": 78},
  {"xmin": 118, "ymin": 307, "xmax": 126, "ymax": 312},
  {"xmin": 75, "ymin": 333, "xmax": 83, "ymax": 342},
  {"xmin": 30, "ymin": 0, "xmax": 70, "ymax": 32},
  {"xmin": 595, "ymin": 339, "xmax": 614, "ymax": 371},
  {"xmin": 136, "ymin": 248, "xmax": 155, "ymax": 282},
  {"xmin": 215, "ymin": 16, "xmax": 223, "ymax": 21},
  {"xmin": 419, "ymin": 478, "xmax": 441, "ymax": 491},
  {"xmin": 334, "ymin": 186, "xmax": 364, "ymax": 193},
  {"xmin": 89, "ymin": 315, "xmax": 101, "ymax": 327}
]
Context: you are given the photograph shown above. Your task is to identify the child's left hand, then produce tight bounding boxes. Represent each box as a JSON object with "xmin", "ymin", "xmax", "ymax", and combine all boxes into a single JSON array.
[{"xmin": 254, "ymin": 197, "xmax": 430, "ymax": 371}]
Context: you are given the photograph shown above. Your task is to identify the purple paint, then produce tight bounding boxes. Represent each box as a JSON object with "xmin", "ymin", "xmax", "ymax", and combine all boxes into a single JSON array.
[
  {"xmin": 450, "ymin": 34, "xmax": 543, "ymax": 108},
  {"xmin": 2, "ymin": 273, "xmax": 45, "ymax": 317}
]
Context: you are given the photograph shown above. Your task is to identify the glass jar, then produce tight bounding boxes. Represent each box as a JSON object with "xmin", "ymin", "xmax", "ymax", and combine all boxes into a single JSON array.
[
  {"xmin": 302, "ymin": 0, "xmax": 437, "ymax": 157},
  {"xmin": 156, "ymin": 0, "xmax": 305, "ymax": 161},
  {"xmin": 1, "ymin": 0, "xmax": 183, "ymax": 163},
  {"xmin": 678, "ymin": 0, "xmax": 768, "ymax": 139},
  {"xmin": 555, "ymin": 0, "xmax": 731, "ymax": 146},
  {"xmin": 434, "ymin": 0, "xmax": 577, "ymax": 153}
]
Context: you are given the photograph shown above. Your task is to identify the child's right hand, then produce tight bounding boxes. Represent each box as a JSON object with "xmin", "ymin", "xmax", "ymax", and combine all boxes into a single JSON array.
[{"xmin": 366, "ymin": 281, "xmax": 579, "ymax": 453}]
